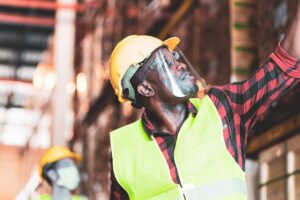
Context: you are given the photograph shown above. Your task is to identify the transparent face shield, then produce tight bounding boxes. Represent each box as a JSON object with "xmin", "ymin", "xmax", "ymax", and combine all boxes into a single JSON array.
[{"xmin": 139, "ymin": 46, "xmax": 207, "ymax": 98}]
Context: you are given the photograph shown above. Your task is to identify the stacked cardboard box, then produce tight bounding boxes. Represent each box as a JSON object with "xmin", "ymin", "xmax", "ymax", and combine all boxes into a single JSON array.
[
  {"xmin": 171, "ymin": 3, "xmax": 231, "ymax": 85},
  {"xmin": 287, "ymin": 134, "xmax": 300, "ymax": 199},
  {"xmin": 230, "ymin": 0, "xmax": 257, "ymax": 81},
  {"xmin": 259, "ymin": 134, "xmax": 300, "ymax": 200},
  {"xmin": 259, "ymin": 143, "xmax": 287, "ymax": 200},
  {"xmin": 256, "ymin": 0, "xmax": 298, "ymax": 62}
]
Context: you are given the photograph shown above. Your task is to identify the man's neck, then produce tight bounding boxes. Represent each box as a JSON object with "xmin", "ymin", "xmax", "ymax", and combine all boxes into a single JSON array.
[
  {"xmin": 52, "ymin": 184, "xmax": 73, "ymax": 200},
  {"xmin": 145, "ymin": 101, "xmax": 188, "ymax": 133}
]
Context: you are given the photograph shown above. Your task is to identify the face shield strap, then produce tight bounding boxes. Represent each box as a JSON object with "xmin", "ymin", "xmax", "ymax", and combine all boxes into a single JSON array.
[
  {"xmin": 121, "ymin": 63, "xmax": 140, "ymax": 102},
  {"xmin": 121, "ymin": 45, "xmax": 166, "ymax": 103}
]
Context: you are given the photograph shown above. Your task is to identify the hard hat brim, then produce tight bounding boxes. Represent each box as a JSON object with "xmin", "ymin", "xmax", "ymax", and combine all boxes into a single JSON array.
[{"xmin": 163, "ymin": 37, "xmax": 180, "ymax": 52}]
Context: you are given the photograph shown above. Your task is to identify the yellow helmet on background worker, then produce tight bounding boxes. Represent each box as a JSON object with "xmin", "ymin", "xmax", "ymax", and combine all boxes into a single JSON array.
[
  {"xmin": 109, "ymin": 35, "xmax": 180, "ymax": 103},
  {"xmin": 39, "ymin": 146, "xmax": 81, "ymax": 178}
]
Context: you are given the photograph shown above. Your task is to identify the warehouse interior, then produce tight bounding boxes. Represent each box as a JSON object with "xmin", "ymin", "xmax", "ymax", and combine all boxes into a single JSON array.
[{"xmin": 0, "ymin": 0, "xmax": 300, "ymax": 199}]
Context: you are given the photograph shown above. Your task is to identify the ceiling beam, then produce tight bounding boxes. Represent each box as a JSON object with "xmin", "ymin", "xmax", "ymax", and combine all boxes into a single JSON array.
[
  {"xmin": 0, "ymin": 13, "xmax": 54, "ymax": 27},
  {"xmin": 0, "ymin": 0, "xmax": 84, "ymax": 11},
  {"xmin": 0, "ymin": 77, "xmax": 32, "ymax": 85},
  {"xmin": 0, "ymin": 57, "xmax": 42, "ymax": 67}
]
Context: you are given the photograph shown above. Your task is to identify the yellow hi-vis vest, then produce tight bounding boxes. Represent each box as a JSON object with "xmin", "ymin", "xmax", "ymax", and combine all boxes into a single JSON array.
[{"xmin": 110, "ymin": 96, "xmax": 247, "ymax": 200}]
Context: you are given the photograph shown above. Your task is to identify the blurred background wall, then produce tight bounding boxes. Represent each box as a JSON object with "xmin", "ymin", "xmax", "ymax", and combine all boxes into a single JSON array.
[{"xmin": 0, "ymin": 0, "xmax": 299, "ymax": 199}]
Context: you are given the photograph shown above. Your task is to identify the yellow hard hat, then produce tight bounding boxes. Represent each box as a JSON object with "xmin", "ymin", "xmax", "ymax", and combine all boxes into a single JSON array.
[
  {"xmin": 109, "ymin": 35, "xmax": 180, "ymax": 103},
  {"xmin": 39, "ymin": 146, "xmax": 81, "ymax": 178}
]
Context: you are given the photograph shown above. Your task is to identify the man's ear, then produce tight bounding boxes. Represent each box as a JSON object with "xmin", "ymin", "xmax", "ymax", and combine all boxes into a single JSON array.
[{"xmin": 137, "ymin": 81, "xmax": 154, "ymax": 97}]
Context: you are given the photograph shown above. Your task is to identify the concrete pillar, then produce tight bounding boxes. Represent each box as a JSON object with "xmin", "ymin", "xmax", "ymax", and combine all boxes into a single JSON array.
[{"xmin": 52, "ymin": 0, "xmax": 76, "ymax": 146}]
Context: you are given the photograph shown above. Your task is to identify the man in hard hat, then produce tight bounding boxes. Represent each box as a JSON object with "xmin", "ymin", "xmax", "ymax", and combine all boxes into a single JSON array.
[
  {"xmin": 38, "ymin": 146, "xmax": 86, "ymax": 200},
  {"xmin": 109, "ymin": 7, "xmax": 300, "ymax": 200}
]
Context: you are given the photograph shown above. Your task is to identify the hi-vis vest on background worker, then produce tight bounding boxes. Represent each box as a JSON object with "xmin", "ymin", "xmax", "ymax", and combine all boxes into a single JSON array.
[{"xmin": 109, "ymin": 35, "xmax": 247, "ymax": 200}]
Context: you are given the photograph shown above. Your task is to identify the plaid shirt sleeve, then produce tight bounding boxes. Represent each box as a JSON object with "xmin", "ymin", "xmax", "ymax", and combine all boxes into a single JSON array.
[
  {"xmin": 110, "ymin": 159, "xmax": 129, "ymax": 200},
  {"xmin": 208, "ymin": 43, "xmax": 300, "ymax": 168},
  {"xmin": 214, "ymin": 42, "xmax": 299, "ymax": 131}
]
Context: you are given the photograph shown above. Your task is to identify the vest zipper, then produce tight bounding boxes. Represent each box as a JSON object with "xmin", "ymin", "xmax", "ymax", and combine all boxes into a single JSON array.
[
  {"xmin": 174, "ymin": 150, "xmax": 187, "ymax": 200},
  {"xmin": 151, "ymin": 135, "xmax": 187, "ymax": 200},
  {"xmin": 173, "ymin": 122, "xmax": 189, "ymax": 200}
]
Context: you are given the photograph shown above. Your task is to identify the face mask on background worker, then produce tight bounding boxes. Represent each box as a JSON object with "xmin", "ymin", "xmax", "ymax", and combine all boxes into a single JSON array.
[{"xmin": 56, "ymin": 165, "xmax": 81, "ymax": 191}]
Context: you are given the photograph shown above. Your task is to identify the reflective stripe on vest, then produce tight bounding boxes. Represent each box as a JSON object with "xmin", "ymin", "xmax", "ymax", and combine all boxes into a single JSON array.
[
  {"xmin": 37, "ymin": 194, "xmax": 84, "ymax": 200},
  {"xmin": 111, "ymin": 96, "xmax": 247, "ymax": 200},
  {"xmin": 184, "ymin": 179, "xmax": 247, "ymax": 199}
]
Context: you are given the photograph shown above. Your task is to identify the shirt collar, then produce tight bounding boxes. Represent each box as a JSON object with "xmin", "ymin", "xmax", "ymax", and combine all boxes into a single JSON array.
[{"xmin": 141, "ymin": 100, "xmax": 197, "ymax": 138}]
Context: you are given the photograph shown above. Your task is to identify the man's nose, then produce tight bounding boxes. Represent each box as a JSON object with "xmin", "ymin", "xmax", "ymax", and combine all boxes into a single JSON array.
[{"xmin": 176, "ymin": 62, "xmax": 187, "ymax": 71}]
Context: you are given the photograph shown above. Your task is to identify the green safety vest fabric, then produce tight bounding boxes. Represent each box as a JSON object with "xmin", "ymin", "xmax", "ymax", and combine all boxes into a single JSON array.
[
  {"xmin": 110, "ymin": 96, "xmax": 247, "ymax": 200},
  {"xmin": 38, "ymin": 194, "xmax": 84, "ymax": 200}
]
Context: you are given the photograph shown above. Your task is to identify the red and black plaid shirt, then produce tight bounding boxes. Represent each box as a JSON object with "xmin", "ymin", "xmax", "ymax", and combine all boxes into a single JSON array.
[{"xmin": 110, "ymin": 43, "xmax": 300, "ymax": 200}]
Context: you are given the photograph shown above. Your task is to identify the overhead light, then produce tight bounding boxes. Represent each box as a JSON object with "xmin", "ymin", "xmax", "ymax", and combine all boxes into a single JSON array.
[
  {"xmin": 66, "ymin": 82, "xmax": 76, "ymax": 94},
  {"xmin": 33, "ymin": 62, "xmax": 57, "ymax": 91},
  {"xmin": 33, "ymin": 71, "xmax": 43, "ymax": 90},
  {"xmin": 44, "ymin": 72, "xmax": 57, "ymax": 91},
  {"xmin": 76, "ymin": 72, "xmax": 87, "ymax": 93}
]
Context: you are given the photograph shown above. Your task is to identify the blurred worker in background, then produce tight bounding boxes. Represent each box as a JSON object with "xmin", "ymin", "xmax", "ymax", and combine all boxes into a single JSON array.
[
  {"xmin": 38, "ymin": 146, "xmax": 86, "ymax": 200},
  {"xmin": 109, "ymin": 3, "xmax": 300, "ymax": 200}
]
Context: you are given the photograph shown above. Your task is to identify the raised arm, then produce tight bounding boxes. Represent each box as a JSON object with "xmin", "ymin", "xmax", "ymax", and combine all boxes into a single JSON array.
[
  {"xmin": 207, "ymin": 45, "xmax": 300, "ymax": 169},
  {"xmin": 282, "ymin": 2, "xmax": 300, "ymax": 58},
  {"xmin": 218, "ymin": 4, "xmax": 300, "ymax": 133}
]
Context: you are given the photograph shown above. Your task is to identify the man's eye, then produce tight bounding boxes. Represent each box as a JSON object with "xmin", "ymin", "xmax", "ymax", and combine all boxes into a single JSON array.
[
  {"xmin": 167, "ymin": 59, "xmax": 174, "ymax": 66},
  {"xmin": 172, "ymin": 51, "xmax": 180, "ymax": 60}
]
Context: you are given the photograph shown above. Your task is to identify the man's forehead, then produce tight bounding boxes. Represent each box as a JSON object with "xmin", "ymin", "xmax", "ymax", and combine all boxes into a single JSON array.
[
  {"xmin": 148, "ymin": 46, "xmax": 171, "ymax": 61},
  {"xmin": 154, "ymin": 46, "xmax": 171, "ymax": 55}
]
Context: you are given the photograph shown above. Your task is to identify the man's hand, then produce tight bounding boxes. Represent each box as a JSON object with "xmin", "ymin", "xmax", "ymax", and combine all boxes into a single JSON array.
[
  {"xmin": 282, "ymin": 2, "xmax": 300, "ymax": 58},
  {"xmin": 196, "ymin": 79, "xmax": 210, "ymax": 99}
]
